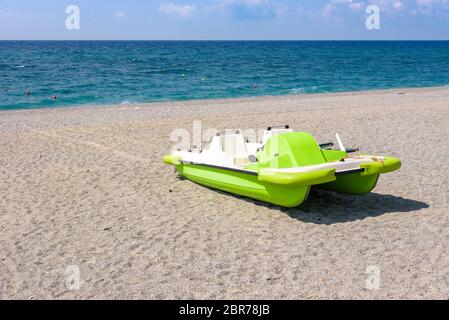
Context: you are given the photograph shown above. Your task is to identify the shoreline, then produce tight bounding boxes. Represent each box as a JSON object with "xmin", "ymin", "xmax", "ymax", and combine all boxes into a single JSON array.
[{"xmin": 1, "ymin": 85, "xmax": 449, "ymax": 115}]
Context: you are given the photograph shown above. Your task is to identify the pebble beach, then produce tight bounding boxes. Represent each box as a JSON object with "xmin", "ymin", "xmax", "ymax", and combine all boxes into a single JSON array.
[{"xmin": 1, "ymin": 86, "xmax": 449, "ymax": 299}]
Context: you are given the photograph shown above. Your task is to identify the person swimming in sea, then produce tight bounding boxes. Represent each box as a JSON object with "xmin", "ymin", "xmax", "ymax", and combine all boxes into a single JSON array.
[{"xmin": 25, "ymin": 90, "xmax": 31, "ymax": 95}]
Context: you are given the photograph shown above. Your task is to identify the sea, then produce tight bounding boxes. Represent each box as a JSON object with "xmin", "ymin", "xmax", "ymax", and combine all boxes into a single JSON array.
[{"xmin": 1, "ymin": 40, "xmax": 449, "ymax": 110}]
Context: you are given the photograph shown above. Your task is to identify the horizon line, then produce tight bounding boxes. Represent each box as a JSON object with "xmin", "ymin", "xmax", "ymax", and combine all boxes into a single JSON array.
[{"xmin": 1, "ymin": 39, "xmax": 449, "ymax": 42}]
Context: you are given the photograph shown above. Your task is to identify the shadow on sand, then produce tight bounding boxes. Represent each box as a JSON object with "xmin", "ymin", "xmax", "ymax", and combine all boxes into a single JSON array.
[{"xmin": 221, "ymin": 188, "xmax": 429, "ymax": 225}]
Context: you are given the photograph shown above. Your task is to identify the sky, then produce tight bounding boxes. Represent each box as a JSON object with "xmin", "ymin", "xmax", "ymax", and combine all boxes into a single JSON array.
[{"xmin": 0, "ymin": 0, "xmax": 448, "ymax": 40}]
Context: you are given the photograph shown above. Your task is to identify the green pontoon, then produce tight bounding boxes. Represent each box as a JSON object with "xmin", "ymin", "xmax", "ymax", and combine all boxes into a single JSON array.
[{"xmin": 164, "ymin": 126, "xmax": 401, "ymax": 207}]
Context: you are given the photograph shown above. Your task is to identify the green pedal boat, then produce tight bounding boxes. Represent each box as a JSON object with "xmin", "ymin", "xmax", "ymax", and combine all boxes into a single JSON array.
[{"xmin": 164, "ymin": 126, "xmax": 401, "ymax": 207}]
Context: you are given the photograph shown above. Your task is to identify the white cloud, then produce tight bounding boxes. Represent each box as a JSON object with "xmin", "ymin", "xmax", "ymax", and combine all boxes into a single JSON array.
[
  {"xmin": 393, "ymin": 1, "xmax": 405, "ymax": 10},
  {"xmin": 0, "ymin": 9, "xmax": 24, "ymax": 21},
  {"xmin": 320, "ymin": 0, "xmax": 407, "ymax": 19},
  {"xmin": 216, "ymin": 0, "xmax": 279, "ymax": 20},
  {"xmin": 113, "ymin": 11, "xmax": 127, "ymax": 20},
  {"xmin": 319, "ymin": 0, "xmax": 364, "ymax": 23},
  {"xmin": 159, "ymin": 2, "xmax": 197, "ymax": 18},
  {"xmin": 349, "ymin": 2, "xmax": 364, "ymax": 11},
  {"xmin": 413, "ymin": 0, "xmax": 449, "ymax": 15},
  {"xmin": 416, "ymin": 0, "xmax": 434, "ymax": 5},
  {"xmin": 160, "ymin": 0, "xmax": 448, "ymax": 22},
  {"xmin": 310, "ymin": 0, "xmax": 449, "ymax": 24},
  {"xmin": 219, "ymin": 0, "xmax": 270, "ymax": 6}
]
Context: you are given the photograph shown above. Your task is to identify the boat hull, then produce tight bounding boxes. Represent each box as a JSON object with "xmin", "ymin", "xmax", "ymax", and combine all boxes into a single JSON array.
[
  {"xmin": 177, "ymin": 163, "xmax": 311, "ymax": 208},
  {"xmin": 319, "ymin": 172, "xmax": 380, "ymax": 195}
]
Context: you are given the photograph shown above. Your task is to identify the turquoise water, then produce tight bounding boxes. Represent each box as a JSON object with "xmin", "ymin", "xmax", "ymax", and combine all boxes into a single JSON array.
[{"xmin": 1, "ymin": 41, "xmax": 449, "ymax": 110}]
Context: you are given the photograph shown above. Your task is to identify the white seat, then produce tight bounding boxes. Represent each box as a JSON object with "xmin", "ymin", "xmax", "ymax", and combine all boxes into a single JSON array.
[
  {"xmin": 222, "ymin": 134, "xmax": 248, "ymax": 158},
  {"xmin": 173, "ymin": 128, "xmax": 294, "ymax": 168},
  {"xmin": 206, "ymin": 134, "xmax": 249, "ymax": 166}
]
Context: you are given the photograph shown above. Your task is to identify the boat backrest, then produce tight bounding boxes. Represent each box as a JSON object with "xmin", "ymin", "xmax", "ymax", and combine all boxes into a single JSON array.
[
  {"xmin": 259, "ymin": 132, "xmax": 326, "ymax": 168},
  {"xmin": 222, "ymin": 134, "xmax": 248, "ymax": 158},
  {"xmin": 262, "ymin": 128, "xmax": 293, "ymax": 146},
  {"xmin": 207, "ymin": 133, "xmax": 249, "ymax": 165},
  {"xmin": 288, "ymin": 132, "xmax": 327, "ymax": 166}
]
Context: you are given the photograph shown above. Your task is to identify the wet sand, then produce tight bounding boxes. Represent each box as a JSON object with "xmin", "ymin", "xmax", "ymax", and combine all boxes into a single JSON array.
[{"xmin": 1, "ymin": 87, "xmax": 449, "ymax": 299}]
